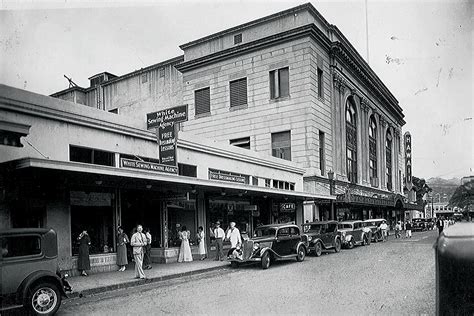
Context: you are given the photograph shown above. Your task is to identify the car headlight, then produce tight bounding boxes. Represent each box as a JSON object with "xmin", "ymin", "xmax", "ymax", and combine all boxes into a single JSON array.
[
  {"xmin": 253, "ymin": 243, "xmax": 260, "ymax": 250},
  {"xmin": 307, "ymin": 236, "xmax": 313, "ymax": 242},
  {"xmin": 341, "ymin": 231, "xmax": 346, "ymax": 237}
]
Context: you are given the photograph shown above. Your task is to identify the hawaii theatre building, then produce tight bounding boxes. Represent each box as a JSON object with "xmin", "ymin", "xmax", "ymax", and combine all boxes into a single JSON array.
[{"xmin": 1, "ymin": 3, "xmax": 420, "ymax": 274}]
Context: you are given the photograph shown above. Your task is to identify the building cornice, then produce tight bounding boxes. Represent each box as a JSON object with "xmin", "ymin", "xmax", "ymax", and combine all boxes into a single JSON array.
[{"xmin": 176, "ymin": 24, "xmax": 331, "ymax": 73}]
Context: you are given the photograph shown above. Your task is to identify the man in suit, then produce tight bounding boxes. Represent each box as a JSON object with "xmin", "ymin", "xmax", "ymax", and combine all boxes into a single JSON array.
[
  {"xmin": 130, "ymin": 224, "xmax": 147, "ymax": 279},
  {"xmin": 213, "ymin": 221, "xmax": 225, "ymax": 261}
]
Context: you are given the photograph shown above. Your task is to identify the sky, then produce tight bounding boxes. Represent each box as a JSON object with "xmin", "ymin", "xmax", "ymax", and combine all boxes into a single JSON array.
[{"xmin": 0, "ymin": 0, "xmax": 472, "ymax": 180}]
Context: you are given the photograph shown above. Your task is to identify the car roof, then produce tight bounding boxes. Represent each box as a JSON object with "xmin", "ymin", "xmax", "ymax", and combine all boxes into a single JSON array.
[
  {"xmin": 303, "ymin": 221, "xmax": 338, "ymax": 225},
  {"xmin": 363, "ymin": 219, "xmax": 386, "ymax": 222},
  {"xmin": 0, "ymin": 228, "xmax": 55, "ymax": 236},
  {"xmin": 255, "ymin": 223, "xmax": 299, "ymax": 230},
  {"xmin": 338, "ymin": 220, "xmax": 363, "ymax": 224}
]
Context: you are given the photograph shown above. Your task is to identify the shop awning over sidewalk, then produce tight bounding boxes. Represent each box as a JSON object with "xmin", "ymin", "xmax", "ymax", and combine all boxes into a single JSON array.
[
  {"xmin": 335, "ymin": 192, "xmax": 424, "ymax": 210},
  {"xmin": 3, "ymin": 158, "xmax": 335, "ymax": 201}
]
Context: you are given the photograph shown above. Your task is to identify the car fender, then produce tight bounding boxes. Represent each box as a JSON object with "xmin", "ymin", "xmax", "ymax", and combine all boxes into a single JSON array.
[
  {"xmin": 310, "ymin": 237, "xmax": 324, "ymax": 248},
  {"xmin": 259, "ymin": 247, "xmax": 276, "ymax": 258},
  {"xmin": 17, "ymin": 270, "xmax": 66, "ymax": 304},
  {"xmin": 295, "ymin": 241, "xmax": 307, "ymax": 253},
  {"xmin": 344, "ymin": 234, "xmax": 353, "ymax": 242}
]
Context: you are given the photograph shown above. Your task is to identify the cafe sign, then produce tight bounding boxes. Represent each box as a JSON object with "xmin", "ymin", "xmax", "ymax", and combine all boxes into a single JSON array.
[
  {"xmin": 280, "ymin": 202, "xmax": 296, "ymax": 213},
  {"xmin": 147, "ymin": 105, "xmax": 188, "ymax": 166},
  {"xmin": 404, "ymin": 132, "xmax": 413, "ymax": 190},
  {"xmin": 121, "ymin": 158, "xmax": 178, "ymax": 174}
]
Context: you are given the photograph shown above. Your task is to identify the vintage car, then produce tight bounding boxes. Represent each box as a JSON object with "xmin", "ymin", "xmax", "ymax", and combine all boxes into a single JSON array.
[
  {"xmin": 228, "ymin": 223, "xmax": 307, "ymax": 269},
  {"xmin": 412, "ymin": 218, "xmax": 427, "ymax": 231},
  {"xmin": 338, "ymin": 221, "xmax": 370, "ymax": 249},
  {"xmin": 363, "ymin": 219, "xmax": 385, "ymax": 242},
  {"xmin": 301, "ymin": 221, "xmax": 342, "ymax": 256},
  {"xmin": 1, "ymin": 228, "xmax": 72, "ymax": 315}
]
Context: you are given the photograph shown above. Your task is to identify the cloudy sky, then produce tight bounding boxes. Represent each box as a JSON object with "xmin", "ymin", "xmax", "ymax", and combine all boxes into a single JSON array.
[{"xmin": 0, "ymin": 0, "xmax": 472, "ymax": 180}]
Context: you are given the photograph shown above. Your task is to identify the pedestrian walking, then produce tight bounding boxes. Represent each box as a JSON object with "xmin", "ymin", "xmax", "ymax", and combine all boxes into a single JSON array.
[
  {"xmin": 197, "ymin": 226, "xmax": 206, "ymax": 260},
  {"xmin": 405, "ymin": 221, "xmax": 412, "ymax": 238},
  {"xmin": 130, "ymin": 225, "xmax": 147, "ymax": 279},
  {"xmin": 394, "ymin": 221, "xmax": 401, "ymax": 238},
  {"xmin": 225, "ymin": 222, "xmax": 242, "ymax": 258},
  {"xmin": 77, "ymin": 230, "xmax": 91, "ymax": 276},
  {"xmin": 437, "ymin": 217, "xmax": 445, "ymax": 235},
  {"xmin": 178, "ymin": 226, "xmax": 193, "ymax": 262},
  {"xmin": 380, "ymin": 220, "xmax": 388, "ymax": 242},
  {"xmin": 213, "ymin": 221, "xmax": 225, "ymax": 261},
  {"xmin": 116, "ymin": 226, "xmax": 129, "ymax": 271},
  {"xmin": 142, "ymin": 228, "xmax": 152, "ymax": 270}
]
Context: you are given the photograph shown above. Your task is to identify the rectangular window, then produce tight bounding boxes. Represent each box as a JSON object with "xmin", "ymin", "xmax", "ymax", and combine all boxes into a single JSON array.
[
  {"xmin": 317, "ymin": 67, "xmax": 324, "ymax": 98},
  {"xmin": 194, "ymin": 87, "xmax": 210, "ymax": 115},
  {"xmin": 269, "ymin": 67, "xmax": 289, "ymax": 99},
  {"xmin": 230, "ymin": 137, "xmax": 250, "ymax": 149},
  {"xmin": 234, "ymin": 33, "xmax": 242, "ymax": 44},
  {"xmin": 319, "ymin": 131, "xmax": 325, "ymax": 175},
  {"xmin": 230, "ymin": 78, "xmax": 247, "ymax": 107},
  {"xmin": 159, "ymin": 68, "xmax": 165, "ymax": 78},
  {"xmin": 252, "ymin": 176, "xmax": 258, "ymax": 186},
  {"xmin": 271, "ymin": 131, "xmax": 291, "ymax": 161},
  {"xmin": 265, "ymin": 179, "xmax": 271, "ymax": 188},
  {"xmin": 70, "ymin": 145, "xmax": 115, "ymax": 167},
  {"xmin": 178, "ymin": 163, "xmax": 197, "ymax": 178},
  {"xmin": 346, "ymin": 148, "xmax": 357, "ymax": 183},
  {"xmin": 141, "ymin": 73, "xmax": 148, "ymax": 83},
  {"xmin": 0, "ymin": 235, "xmax": 41, "ymax": 258}
]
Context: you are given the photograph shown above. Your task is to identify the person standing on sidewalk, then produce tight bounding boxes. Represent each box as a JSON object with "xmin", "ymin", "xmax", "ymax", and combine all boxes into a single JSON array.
[
  {"xmin": 130, "ymin": 225, "xmax": 147, "ymax": 279},
  {"xmin": 116, "ymin": 226, "xmax": 129, "ymax": 272},
  {"xmin": 379, "ymin": 220, "xmax": 388, "ymax": 242},
  {"xmin": 178, "ymin": 226, "xmax": 193, "ymax": 262},
  {"xmin": 197, "ymin": 226, "xmax": 206, "ymax": 260},
  {"xmin": 225, "ymin": 222, "xmax": 242, "ymax": 258},
  {"xmin": 77, "ymin": 230, "xmax": 91, "ymax": 276},
  {"xmin": 213, "ymin": 221, "xmax": 225, "ymax": 261},
  {"xmin": 394, "ymin": 221, "xmax": 401, "ymax": 239},
  {"xmin": 142, "ymin": 228, "xmax": 152, "ymax": 270},
  {"xmin": 437, "ymin": 217, "xmax": 445, "ymax": 235},
  {"xmin": 405, "ymin": 220, "xmax": 412, "ymax": 238}
]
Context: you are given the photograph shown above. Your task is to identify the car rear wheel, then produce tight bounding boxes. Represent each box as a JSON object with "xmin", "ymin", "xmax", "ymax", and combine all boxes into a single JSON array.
[
  {"xmin": 334, "ymin": 239, "xmax": 341, "ymax": 253},
  {"xmin": 261, "ymin": 252, "xmax": 271, "ymax": 270},
  {"xmin": 314, "ymin": 241, "xmax": 322, "ymax": 257},
  {"xmin": 296, "ymin": 245, "xmax": 306, "ymax": 262},
  {"xmin": 28, "ymin": 282, "xmax": 61, "ymax": 316},
  {"xmin": 347, "ymin": 239, "xmax": 355, "ymax": 249}
]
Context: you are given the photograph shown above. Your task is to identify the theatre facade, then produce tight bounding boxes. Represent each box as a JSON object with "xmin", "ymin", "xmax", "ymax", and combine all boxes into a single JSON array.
[{"xmin": 0, "ymin": 85, "xmax": 331, "ymax": 275}]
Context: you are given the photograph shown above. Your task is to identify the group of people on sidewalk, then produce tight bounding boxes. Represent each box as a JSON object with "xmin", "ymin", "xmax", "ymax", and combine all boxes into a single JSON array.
[
  {"xmin": 212, "ymin": 221, "xmax": 242, "ymax": 261},
  {"xmin": 393, "ymin": 220, "xmax": 413, "ymax": 239}
]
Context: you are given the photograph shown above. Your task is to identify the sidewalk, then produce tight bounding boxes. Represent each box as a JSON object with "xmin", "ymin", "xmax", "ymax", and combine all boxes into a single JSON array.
[{"xmin": 67, "ymin": 259, "xmax": 229, "ymax": 299}]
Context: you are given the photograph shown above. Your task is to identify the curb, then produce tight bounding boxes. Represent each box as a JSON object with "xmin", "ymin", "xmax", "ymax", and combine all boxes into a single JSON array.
[{"xmin": 67, "ymin": 265, "xmax": 229, "ymax": 299}]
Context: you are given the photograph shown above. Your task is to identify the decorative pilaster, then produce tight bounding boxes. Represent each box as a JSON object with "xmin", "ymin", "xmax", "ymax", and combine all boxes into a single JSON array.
[
  {"xmin": 361, "ymin": 98, "xmax": 370, "ymax": 185},
  {"xmin": 379, "ymin": 116, "xmax": 387, "ymax": 190}
]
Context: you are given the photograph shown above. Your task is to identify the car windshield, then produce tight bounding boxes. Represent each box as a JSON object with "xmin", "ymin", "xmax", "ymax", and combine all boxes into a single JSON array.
[
  {"xmin": 365, "ymin": 221, "xmax": 375, "ymax": 226},
  {"xmin": 254, "ymin": 228, "xmax": 276, "ymax": 237},
  {"xmin": 338, "ymin": 224, "xmax": 353, "ymax": 229},
  {"xmin": 302, "ymin": 225, "xmax": 322, "ymax": 233}
]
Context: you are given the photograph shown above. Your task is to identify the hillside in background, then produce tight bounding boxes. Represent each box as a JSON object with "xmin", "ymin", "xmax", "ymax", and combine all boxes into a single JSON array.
[{"xmin": 426, "ymin": 177, "xmax": 461, "ymax": 202}]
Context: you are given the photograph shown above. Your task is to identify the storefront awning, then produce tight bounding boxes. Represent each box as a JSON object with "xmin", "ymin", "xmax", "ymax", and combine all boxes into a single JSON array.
[
  {"xmin": 5, "ymin": 158, "xmax": 335, "ymax": 201},
  {"xmin": 335, "ymin": 192, "xmax": 424, "ymax": 210}
]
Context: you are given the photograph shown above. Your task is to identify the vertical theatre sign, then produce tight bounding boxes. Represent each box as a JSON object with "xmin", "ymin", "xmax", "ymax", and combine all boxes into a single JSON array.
[
  {"xmin": 147, "ymin": 105, "xmax": 188, "ymax": 167},
  {"xmin": 404, "ymin": 132, "xmax": 412, "ymax": 191}
]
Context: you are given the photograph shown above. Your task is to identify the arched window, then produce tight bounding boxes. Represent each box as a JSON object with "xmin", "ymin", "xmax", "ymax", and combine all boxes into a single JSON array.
[
  {"xmin": 346, "ymin": 100, "xmax": 357, "ymax": 183},
  {"xmin": 386, "ymin": 130, "xmax": 393, "ymax": 190},
  {"xmin": 368, "ymin": 116, "xmax": 377, "ymax": 186}
]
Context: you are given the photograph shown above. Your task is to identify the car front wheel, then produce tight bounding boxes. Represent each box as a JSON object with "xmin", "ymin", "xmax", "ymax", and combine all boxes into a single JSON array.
[
  {"xmin": 334, "ymin": 238, "xmax": 341, "ymax": 253},
  {"xmin": 28, "ymin": 282, "xmax": 61, "ymax": 316},
  {"xmin": 296, "ymin": 245, "xmax": 306, "ymax": 262},
  {"xmin": 261, "ymin": 252, "xmax": 271, "ymax": 270},
  {"xmin": 314, "ymin": 241, "xmax": 322, "ymax": 257},
  {"xmin": 347, "ymin": 239, "xmax": 355, "ymax": 249}
]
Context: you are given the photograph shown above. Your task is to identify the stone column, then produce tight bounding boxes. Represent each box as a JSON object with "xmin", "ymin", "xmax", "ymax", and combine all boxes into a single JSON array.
[
  {"xmin": 332, "ymin": 73, "xmax": 341, "ymax": 177},
  {"xmin": 379, "ymin": 116, "xmax": 387, "ymax": 190},
  {"xmin": 339, "ymin": 80, "xmax": 347, "ymax": 178}
]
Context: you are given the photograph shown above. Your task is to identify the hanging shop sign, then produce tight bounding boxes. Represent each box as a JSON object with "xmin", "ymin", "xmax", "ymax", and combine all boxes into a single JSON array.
[
  {"xmin": 404, "ymin": 132, "xmax": 413, "ymax": 191},
  {"xmin": 280, "ymin": 202, "xmax": 296, "ymax": 213},
  {"xmin": 209, "ymin": 170, "xmax": 246, "ymax": 184},
  {"xmin": 147, "ymin": 105, "xmax": 188, "ymax": 166},
  {"xmin": 121, "ymin": 158, "xmax": 178, "ymax": 174}
]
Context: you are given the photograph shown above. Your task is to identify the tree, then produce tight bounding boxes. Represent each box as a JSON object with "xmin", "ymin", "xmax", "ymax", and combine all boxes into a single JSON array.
[{"xmin": 449, "ymin": 180, "xmax": 474, "ymax": 210}]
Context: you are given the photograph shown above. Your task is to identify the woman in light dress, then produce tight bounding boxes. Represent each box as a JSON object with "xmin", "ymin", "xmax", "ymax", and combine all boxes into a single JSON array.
[
  {"xmin": 197, "ymin": 226, "xmax": 206, "ymax": 260},
  {"xmin": 178, "ymin": 226, "xmax": 193, "ymax": 262}
]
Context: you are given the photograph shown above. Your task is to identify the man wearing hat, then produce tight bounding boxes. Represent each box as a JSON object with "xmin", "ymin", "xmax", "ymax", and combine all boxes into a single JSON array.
[{"xmin": 213, "ymin": 221, "xmax": 225, "ymax": 261}]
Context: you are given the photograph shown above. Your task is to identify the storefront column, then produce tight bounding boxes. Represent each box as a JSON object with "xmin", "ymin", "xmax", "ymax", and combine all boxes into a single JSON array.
[
  {"xmin": 160, "ymin": 201, "xmax": 168, "ymax": 248},
  {"xmin": 296, "ymin": 202, "xmax": 303, "ymax": 226},
  {"xmin": 196, "ymin": 191, "xmax": 206, "ymax": 234}
]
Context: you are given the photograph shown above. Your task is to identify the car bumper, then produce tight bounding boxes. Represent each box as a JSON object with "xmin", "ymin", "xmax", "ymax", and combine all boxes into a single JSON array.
[{"xmin": 228, "ymin": 257, "xmax": 262, "ymax": 263}]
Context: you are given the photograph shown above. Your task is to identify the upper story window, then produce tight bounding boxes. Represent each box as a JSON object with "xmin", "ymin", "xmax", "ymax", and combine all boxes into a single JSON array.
[
  {"xmin": 317, "ymin": 67, "xmax": 324, "ymax": 98},
  {"xmin": 159, "ymin": 68, "xmax": 165, "ymax": 78},
  {"xmin": 319, "ymin": 131, "xmax": 325, "ymax": 176},
  {"xmin": 141, "ymin": 73, "xmax": 148, "ymax": 84},
  {"xmin": 269, "ymin": 67, "xmax": 289, "ymax": 99},
  {"xmin": 386, "ymin": 130, "xmax": 393, "ymax": 191},
  {"xmin": 230, "ymin": 137, "xmax": 250, "ymax": 149},
  {"xmin": 271, "ymin": 131, "xmax": 291, "ymax": 161},
  {"xmin": 234, "ymin": 33, "xmax": 242, "ymax": 45},
  {"xmin": 178, "ymin": 163, "xmax": 197, "ymax": 178},
  {"xmin": 345, "ymin": 100, "xmax": 357, "ymax": 183},
  {"xmin": 70, "ymin": 145, "xmax": 114, "ymax": 167},
  {"xmin": 229, "ymin": 78, "xmax": 247, "ymax": 107},
  {"xmin": 194, "ymin": 87, "xmax": 210, "ymax": 116},
  {"xmin": 369, "ymin": 115, "xmax": 377, "ymax": 183}
]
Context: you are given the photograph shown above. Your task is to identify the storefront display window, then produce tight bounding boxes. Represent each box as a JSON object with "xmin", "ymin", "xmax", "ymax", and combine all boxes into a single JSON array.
[
  {"xmin": 167, "ymin": 199, "xmax": 197, "ymax": 247},
  {"xmin": 209, "ymin": 199, "xmax": 251, "ymax": 234}
]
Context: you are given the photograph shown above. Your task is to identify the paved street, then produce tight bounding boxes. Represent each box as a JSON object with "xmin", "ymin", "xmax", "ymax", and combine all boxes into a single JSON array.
[{"xmin": 59, "ymin": 230, "xmax": 437, "ymax": 315}]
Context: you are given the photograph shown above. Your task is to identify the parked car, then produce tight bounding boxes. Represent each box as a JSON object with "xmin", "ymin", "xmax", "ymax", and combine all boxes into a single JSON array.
[
  {"xmin": 412, "ymin": 218, "xmax": 427, "ymax": 231},
  {"xmin": 426, "ymin": 218, "xmax": 435, "ymax": 230},
  {"xmin": 228, "ymin": 223, "xmax": 307, "ymax": 269},
  {"xmin": 0, "ymin": 228, "xmax": 72, "ymax": 315},
  {"xmin": 301, "ymin": 221, "xmax": 342, "ymax": 256},
  {"xmin": 338, "ymin": 221, "xmax": 370, "ymax": 249},
  {"xmin": 363, "ymin": 219, "xmax": 385, "ymax": 242}
]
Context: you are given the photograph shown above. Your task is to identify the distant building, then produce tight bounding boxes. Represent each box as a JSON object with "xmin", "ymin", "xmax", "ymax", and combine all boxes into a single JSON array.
[{"xmin": 461, "ymin": 175, "xmax": 474, "ymax": 185}]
